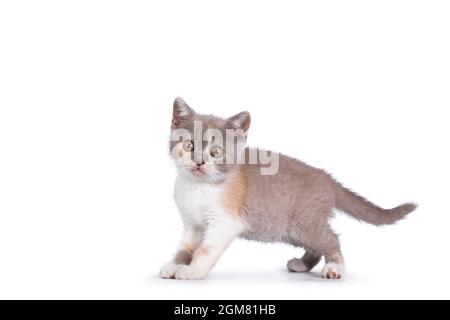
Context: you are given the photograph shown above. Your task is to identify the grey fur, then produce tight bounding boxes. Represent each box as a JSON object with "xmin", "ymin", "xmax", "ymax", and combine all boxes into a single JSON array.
[{"xmin": 174, "ymin": 249, "xmax": 193, "ymax": 265}]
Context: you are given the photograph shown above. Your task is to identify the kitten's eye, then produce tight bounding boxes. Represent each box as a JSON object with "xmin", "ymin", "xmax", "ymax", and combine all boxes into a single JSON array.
[
  {"xmin": 183, "ymin": 140, "xmax": 194, "ymax": 152},
  {"xmin": 211, "ymin": 146, "xmax": 223, "ymax": 158}
]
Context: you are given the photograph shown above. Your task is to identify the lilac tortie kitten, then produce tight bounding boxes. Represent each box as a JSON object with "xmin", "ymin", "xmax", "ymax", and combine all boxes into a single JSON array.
[{"xmin": 160, "ymin": 97, "xmax": 416, "ymax": 280}]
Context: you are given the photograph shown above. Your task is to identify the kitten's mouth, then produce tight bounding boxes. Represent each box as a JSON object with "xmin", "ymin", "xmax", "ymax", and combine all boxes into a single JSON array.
[{"xmin": 191, "ymin": 167, "xmax": 206, "ymax": 176}]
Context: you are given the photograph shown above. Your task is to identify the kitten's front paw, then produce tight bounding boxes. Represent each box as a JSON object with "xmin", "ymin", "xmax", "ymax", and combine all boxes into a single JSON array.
[
  {"xmin": 159, "ymin": 262, "xmax": 182, "ymax": 279},
  {"xmin": 175, "ymin": 265, "xmax": 208, "ymax": 280}
]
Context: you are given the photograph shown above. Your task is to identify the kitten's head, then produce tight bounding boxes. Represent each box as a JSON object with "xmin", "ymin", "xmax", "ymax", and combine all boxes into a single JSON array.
[{"xmin": 170, "ymin": 97, "xmax": 251, "ymax": 182}]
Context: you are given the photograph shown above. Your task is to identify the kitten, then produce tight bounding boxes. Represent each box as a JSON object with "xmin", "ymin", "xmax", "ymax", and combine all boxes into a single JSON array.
[{"xmin": 160, "ymin": 97, "xmax": 417, "ymax": 280}]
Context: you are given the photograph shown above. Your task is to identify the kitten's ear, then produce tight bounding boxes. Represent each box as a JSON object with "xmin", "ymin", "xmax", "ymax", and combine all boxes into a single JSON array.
[
  {"xmin": 172, "ymin": 97, "xmax": 195, "ymax": 129},
  {"xmin": 227, "ymin": 111, "xmax": 251, "ymax": 134}
]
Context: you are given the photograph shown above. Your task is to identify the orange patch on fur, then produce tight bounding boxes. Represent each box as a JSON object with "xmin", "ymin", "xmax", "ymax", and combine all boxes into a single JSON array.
[
  {"xmin": 181, "ymin": 245, "xmax": 195, "ymax": 254},
  {"xmin": 195, "ymin": 246, "xmax": 211, "ymax": 256},
  {"xmin": 222, "ymin": 168, "xmax": 246, "ymax": 216},
  {"xmin": 178, "ymin": 150, "xmax": 183, "ymax": 158}
]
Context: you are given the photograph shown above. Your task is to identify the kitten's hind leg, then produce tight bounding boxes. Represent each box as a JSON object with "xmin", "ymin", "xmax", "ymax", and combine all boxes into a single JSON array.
[
  {"xmin": 288, "ymin": 197, "xmax": 345, "ymax": 279},
  {"xmin": 322, "ymin": 250, "xmax": 345, "ymax": 279},
  {"xmin": 287, "ymin": 250, "xmax": 322, "ymax": 273}
]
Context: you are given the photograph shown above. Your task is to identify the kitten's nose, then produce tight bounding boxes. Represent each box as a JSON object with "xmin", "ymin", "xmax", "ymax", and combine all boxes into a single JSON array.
[
  {"xmin": 194, "ymin": 151, "xmax": 204, "ymax": 166},
  {"xmin": 197, "ymin": 161, "xmax": 205, "ymax": 167}
]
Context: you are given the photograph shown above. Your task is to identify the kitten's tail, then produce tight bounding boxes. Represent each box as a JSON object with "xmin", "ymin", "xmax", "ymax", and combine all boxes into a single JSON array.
[{"xmin": 334, "ymin": 182, "xmax": 417, "ymax": 226}]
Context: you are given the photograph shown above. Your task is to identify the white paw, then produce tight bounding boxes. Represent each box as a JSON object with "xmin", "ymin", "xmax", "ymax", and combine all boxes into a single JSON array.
[
  {"xmin": 175, "ymin": 265, "xmax": 208, "ymax": 280},
  {"xmin": 321, "ymin": 262, "xmax": 344, "ymax": 279},
  {"xmin": 159, "ymin": 262, "xmax": 182, "ymax": 279}
]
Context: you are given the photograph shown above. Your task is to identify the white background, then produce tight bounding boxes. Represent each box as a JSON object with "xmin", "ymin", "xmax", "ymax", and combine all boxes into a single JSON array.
[{"xmin": 0, "ymin": 1, "xmax": 449, "ymax": 300}]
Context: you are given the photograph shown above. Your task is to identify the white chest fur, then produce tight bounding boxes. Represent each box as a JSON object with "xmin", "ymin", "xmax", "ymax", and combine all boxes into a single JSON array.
[{"xmin": 174, "ymin": 173, "xmax": 228, "ymax": 226}]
